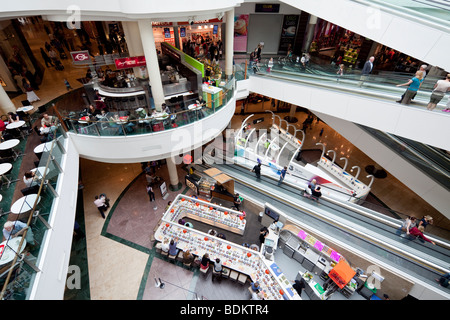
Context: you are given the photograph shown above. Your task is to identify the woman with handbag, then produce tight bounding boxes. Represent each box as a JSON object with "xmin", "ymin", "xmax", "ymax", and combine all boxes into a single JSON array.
[{"xmin": 427, "ymin": 74, "xmax": 450, "ymax": 111}]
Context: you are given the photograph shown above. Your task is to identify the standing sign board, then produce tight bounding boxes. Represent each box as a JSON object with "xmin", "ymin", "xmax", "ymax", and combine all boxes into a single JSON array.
[{"xmin": 160, "ymin": 181, "xmax": 169, "ymax": 199}]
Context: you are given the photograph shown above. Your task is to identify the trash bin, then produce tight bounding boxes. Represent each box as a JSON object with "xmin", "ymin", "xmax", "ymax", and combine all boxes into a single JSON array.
[{"xmin": 258, "ymin": 211, "xmax": 264, "ymax": 222}]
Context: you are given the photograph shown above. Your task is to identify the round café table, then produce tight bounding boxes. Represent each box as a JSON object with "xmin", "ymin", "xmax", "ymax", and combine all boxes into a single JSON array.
[
  {"xmin": 6, "ymin": 120, "xmax": 25, "ymax": 130},
  {"xmin": 10, "ymin": 194, "xmax": 41, "ymax": 215},
  {"xmin": 0, "ymin": 163, "xmax": 13, "ymax": 188},
  {"xmin": 31, "ymin": 166, "xmax": 50, "ymax": 180},
  {"xmin": 0, "ymin": 237, "xmax": 27, "ymax": 266},
  {"xmin": 0, "ymin": 139, "xmax": 20, "ymax": 160},
  {"xmin": 33, "ymin": 141, "xmax": 54, "ymax": 155},
  {"xmin": 16, "ymin": 106, "xmax": 34, "ymax": 113}
]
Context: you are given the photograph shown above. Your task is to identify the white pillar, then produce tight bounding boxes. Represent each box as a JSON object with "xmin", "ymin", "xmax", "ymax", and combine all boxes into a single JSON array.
[
  {"xmin": 122, "ymin": 21, "xmax": 146, "ymax": 78},
  {"xmin": 166, "ymin": 157, "xmax": 182, "ymax": 191},
  {"xmin": 0, "ymin": 86, "xmax": 16, "ymax": 114},
  {"xmin": 303, "ymin": 15, "xmax": 318, "ymax": 53},
  {"xmin": 138, "ymin": 19, "xmax": 165, "ymax": 111},
  {"xmin": 225, "ymin": 8, "xmax": 235, "ymax": 79}
]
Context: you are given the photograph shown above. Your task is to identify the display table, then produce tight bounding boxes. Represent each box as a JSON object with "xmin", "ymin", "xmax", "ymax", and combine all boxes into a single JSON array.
[
  {"xmin": 0, "ymin": 237, "xmax": 27, "ymax": 265},
  {"xmin": 167, "ymin": 195, "xmax": 246, "ymax": 235},
  {"xmin": 10, "ymin": 194, "xmax": 41, "ymax": 214},
  {"xmin": 155, "ymin": 194, "xmax": 300, "ymax": 300}
]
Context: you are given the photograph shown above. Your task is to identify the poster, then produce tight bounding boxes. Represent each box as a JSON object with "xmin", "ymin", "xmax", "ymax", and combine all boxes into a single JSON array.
[
  {"xmin": 180, "ymin": 27, "xmax": 186, "ymax": 37},
  {"xmin": 278, "ymin": 15, "xmax": 299, "ymax": 53},
  {"xmin": 233, "ymin": 14, "xmax": 249, "ymax": 52},
  {"xmin": 164, "ymin": 27, "xmax": 171, "ymax": 38}
]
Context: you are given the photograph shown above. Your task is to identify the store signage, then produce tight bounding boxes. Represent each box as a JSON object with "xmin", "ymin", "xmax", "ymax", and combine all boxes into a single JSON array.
[
  {"xmin": 185, "ymin": 176, "xmax": 198, "ymax": 194},
  {"xmin": 278, "ymin": 15, "xmax": 299, "ymax": 53},
  {"xmin": 160, "ymin": 181, "xmax": 168, "ymax": 198},
  {"xmin": 114, "ymin": 56, "xmax": 146, "ymax": 69},
  {"xmin": 213, "ymin": 25, "xmax": 218, "ymax": 35},
  {"xmin": 164, "ymin": 27, "xmax": 171, "ymax": 38},
  {"xmin": 177, "ymin": 18, "xmax": 222, "ymax": 25},
  {"xmin": 180, "ymin": 27, "xmax": 186, "ymax": 37},
  {"xmin": 70, "ymin": 50, "xmax": 91, "ymax": 64},
  {"xmin": 161, "ymin": 43, "xmax": 182, "ymax": 62},
  {"xmin": 255, "ymin": 3, "xmax": 280, "ymax": 13},
  {"xmin": 152, "ymin": 21, "xmax": 173, "ymax": 26}
]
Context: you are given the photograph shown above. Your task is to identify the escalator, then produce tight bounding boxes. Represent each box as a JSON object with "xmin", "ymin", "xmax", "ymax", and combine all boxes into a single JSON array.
[
  {"xmin": 193, "ymin": 161, "xmax": 450, "ymax": 296},
  {"xmin": 359, "ymin": 124, "xmax": 450, "ymax": 190}
]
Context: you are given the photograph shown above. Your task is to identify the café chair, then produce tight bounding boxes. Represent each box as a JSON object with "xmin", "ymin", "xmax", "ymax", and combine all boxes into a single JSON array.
[
  {"xmin": 176, "ymin": 250, "xmax": 184, "ymax": 262},
  {"xmin": 212, "ymin": 268, "xmax": 222, "ymax": 282},
  {"xmin": 183, "ymin": 260, "xmax": 192, "ymax": 270},
  {"xmin": 155, "ymin": 241, "xmax": 162, "ymax": 254},
  {"xmin": 21, "ymin": 184, "xmax": 40, "ymax": 196},
  {"xmin": 168, "ymin": 252, "xmax": 177, "ymax": 263}
]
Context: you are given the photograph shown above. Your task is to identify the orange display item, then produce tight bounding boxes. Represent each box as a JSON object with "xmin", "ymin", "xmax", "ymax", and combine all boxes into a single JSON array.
[{"xmin": 328, "ymin": 260, "xmax": 355, "ymax": 289}]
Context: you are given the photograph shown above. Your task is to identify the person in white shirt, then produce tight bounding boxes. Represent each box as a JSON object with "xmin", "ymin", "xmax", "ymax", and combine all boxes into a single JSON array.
[
  {"xmin": 427, "ymin": 73, "xmax": 450, "ymax": 111},
  {"xmin": 23, "ymin": 171, "xmax": 37, "ymax": 188},
  {"xmin": 94, "ymin": 194, "xmax": 109, "ymax": 219}
]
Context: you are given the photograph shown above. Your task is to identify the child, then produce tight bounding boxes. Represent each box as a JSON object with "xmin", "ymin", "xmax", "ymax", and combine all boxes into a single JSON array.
[{"xmin": 64, "ymin": 78, "xmax": 73, "ymax": 91}]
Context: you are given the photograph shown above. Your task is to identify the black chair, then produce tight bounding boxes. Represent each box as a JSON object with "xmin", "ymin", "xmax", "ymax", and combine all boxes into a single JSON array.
[
  {"xmin": 138, "ymin": 95, "xmax": 145, "ymax": 107},
  {"xmin": 21, "ymin": 100, "xmax": 31, "ymax": 107},
  {"xmin": 121, "ymin": 97, "xmax": 128, "ymax": 110},
  {"xmin": 38, "ymin": 105, "xmax": 46, "ymax": 113},
  {"xmin": 128, "ymin": 97, "xmax": 136, "ymax": 109},
  {"xmin": 21, "ymin": 184, "xmax": 40, "ymax": 196}
]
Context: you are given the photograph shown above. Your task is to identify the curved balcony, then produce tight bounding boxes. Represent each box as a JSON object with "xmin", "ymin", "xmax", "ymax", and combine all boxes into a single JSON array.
[{"xmin": 58, "ymin": 79, "xmax": 236, "ymax": 163}]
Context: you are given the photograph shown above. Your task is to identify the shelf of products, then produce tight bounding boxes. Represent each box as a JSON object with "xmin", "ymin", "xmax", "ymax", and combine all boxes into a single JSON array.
[
  {"xmin": 167, "ymin": 195, "xmax": 246, "ymax": 235},
  {"xmin": 155, "ymin": 194, "xmax": 300, "ymax": 300}
]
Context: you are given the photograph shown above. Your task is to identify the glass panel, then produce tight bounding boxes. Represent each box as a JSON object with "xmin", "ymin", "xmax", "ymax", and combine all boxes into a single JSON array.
[{"xmin": 0, "ymin": 130, "xmax": 67, "ymax": 300}]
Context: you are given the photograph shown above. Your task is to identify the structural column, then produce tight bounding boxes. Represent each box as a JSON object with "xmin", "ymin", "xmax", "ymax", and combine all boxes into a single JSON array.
[
  {"xmin": 138, "ymin": 20, "xmax": 165, "ymax": 111},
  {"xmin": 225, "ymin": 8, "xmax": 234, "ymax": 79},
  {"xmin": 0, "ymin": 86, "xmax": 16, "ymax": 114},
  {"xmin": 166, "ymin": 156, "xmax": 182, "ymax": 191},
  {"xmin": 122, "ymin": 21, "xmax": 146, "ymax": 78},
  {"xmin": 302, "ymin": 14, "xmax": 318, "ymax": 53}
]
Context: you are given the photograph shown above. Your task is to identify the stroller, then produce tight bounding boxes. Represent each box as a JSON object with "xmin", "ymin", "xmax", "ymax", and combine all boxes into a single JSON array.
[{"xmin": 54, "ymin": 59, "xmax": 64, "ymax": 71}]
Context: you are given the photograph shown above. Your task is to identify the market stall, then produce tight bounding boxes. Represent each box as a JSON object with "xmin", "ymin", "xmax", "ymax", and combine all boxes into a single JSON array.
[{"xmin": 204, "ymin": 168, "xmax": 235, "ymax": 203}]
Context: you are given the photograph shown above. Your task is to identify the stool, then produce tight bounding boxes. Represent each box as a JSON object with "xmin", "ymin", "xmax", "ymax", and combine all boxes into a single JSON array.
[
  {"xmin": 155, "ymin": 242, "xmax": 162, "ymax": 254},
  {"xmin": 200, "ymin": 264, "xmax": 209, "ymax": 276},
  {"xmin": 114, "ymin": 97, "xmax": 121, "ymax": 109},
  {"xmin": 212, "ymin": 268, "xmax": 222, "ymax": 282},
  {"xmin": 160, "ymin": 250, "xmax": 169, "ymax": 258},
  {"xmin": 168, "ymin": 253, "xmax": 177, "ymax": 263},
  {"xmin": 237, "ymin": 273, "xmax": 248, "ymax": 285},
  {"xmin": 129, "ymin": 96, "xmax": 136, "ymax": 109},
  {"xmin": 221, "ymin": 267, "xmax": 230, "ymax": 279},
  {"xmin": 229, "ymin": 270, "xmax": 239, "ymax": 282},
  {"xmin": 183, "ymin": 261, "xmax": 192, "ymax": 270},
  {"xmin": 138, "ymin": 95, "xmax": 145, "ymax": 107},
  {"xmin": 176, "ymin": 250, "xmax": 184, "ymax": 262},
  {"xmin": 121, "ymin": 97, "xmax": 128, "ymax": 110}
]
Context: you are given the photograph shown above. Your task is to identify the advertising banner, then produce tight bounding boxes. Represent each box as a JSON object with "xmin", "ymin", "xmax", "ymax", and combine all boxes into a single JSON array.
[
  {"xmin": 234, "ymin": 14, "xmax": 249, "ymax": 52},
  {"xmin": 278, "ymin": 15, "xmax": 299, "ymax": 53},
  {"xmin": 114, "ymin": 56, "xmax": 146, "ymax": 69}
]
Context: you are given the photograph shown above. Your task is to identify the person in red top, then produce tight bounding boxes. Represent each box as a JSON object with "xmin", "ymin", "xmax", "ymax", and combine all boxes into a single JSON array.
[
  {"xmin": 0, "ymin": 119, "xmax": 6, "ymax": 132},
  {"xmin": 408, "ymin": 226, "xmax": 435, "ymax": 245}
]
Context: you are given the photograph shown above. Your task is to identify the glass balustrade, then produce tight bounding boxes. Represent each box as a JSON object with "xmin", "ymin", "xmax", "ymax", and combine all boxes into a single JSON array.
[
  {"xmin": 0, "ymin": 126, "xmax": 67, "ymax": 300},
  {"xmin": 59, "ymin": 77, "xmax": 235, "ymax": 137}
]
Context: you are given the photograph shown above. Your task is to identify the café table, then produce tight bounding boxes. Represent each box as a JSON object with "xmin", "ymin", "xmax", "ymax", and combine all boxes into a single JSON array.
[
  {"xmin": 0, "ymin": 163, "xmax": 13, "ymax": 188},
  {"xmin": 31, "ymin": 166, "xmax": 50, "ymax": 180},
  {"xmin": 0, "ymin": 139, "xmax": 21, "ymax": 159},
  {"xmin": 78, "ymin": 116, "xmax": 90, "ymax": 124},
  {"xmin": 0, "ymin": 237, "xmax": 27, "ymax": 266},
  {"xmin": 16, "ymin": 106, "xmax": 34, "ymax": 113},
  {"xmin": 33, "ymin": 141, "xmax": 54, "ymax": 155},
  {"xmin": 10, "ymin": 194, "xmax": 41, "ymax": 215}
]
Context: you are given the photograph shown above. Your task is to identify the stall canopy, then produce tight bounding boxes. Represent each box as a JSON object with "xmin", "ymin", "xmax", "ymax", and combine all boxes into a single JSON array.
[
  {"xmin": 328, "ymin": 260, "xmax": 356, "ymax": 289},
  {"xmin": 204, "ymin": 168, "xmax": 235, "ymax": 194}
]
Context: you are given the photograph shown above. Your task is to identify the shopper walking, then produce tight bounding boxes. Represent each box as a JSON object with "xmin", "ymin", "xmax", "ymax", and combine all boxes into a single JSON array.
[
  {"xmin": 397, "ymin": 64, "xmax": 428, "ymax": 103},
  {"xmin": 94, "ymin": 194, "xmax": 109, "ymax": 219},
  {"xmin": 64, "ymin": 78, "xmax": 73, "ymax": 91},
  {"xmin": 146, "ymin": 183, "xmax": 155, "ymax": 202},
  {"xmin": 251, "ymin": 162, "xmax": 261, "ymax": 180},
  {"xmin": 358, "ymin": 56, "xmax": 374, "ymax": 87},
  {"xmin": 435, "ymin": 272, "xmax": 450, "ymax": 288},
  {"xmin": 277, "ymin": 166, "xmax": 287, "ymax": 186},
  {"xmin": 396, "ymin": 71, "xmax": 424, "ymax": 105},
  {"xmin": 426, "ymin": 74, "xmax": 450, "ymax": 111}
]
